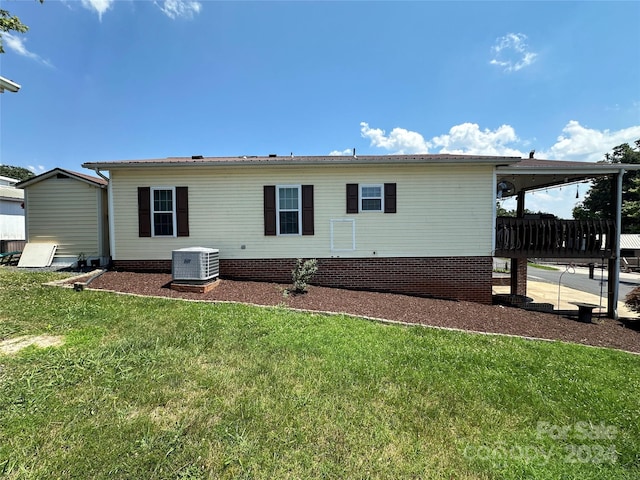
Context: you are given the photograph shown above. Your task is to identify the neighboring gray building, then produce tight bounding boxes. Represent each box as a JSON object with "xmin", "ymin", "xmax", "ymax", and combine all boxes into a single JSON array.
[{"xmin": 0, "ymin": 175, "xmax": 25, "ymax": 243}]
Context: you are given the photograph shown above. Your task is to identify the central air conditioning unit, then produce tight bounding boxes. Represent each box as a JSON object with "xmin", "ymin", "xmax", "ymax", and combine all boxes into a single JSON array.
[{"xmin": 172, "ymin": 247, "xmax": 219, "ymax": 282}]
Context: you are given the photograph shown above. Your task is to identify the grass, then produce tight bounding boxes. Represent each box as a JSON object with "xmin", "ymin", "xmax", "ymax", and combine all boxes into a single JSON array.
[
  {"xmin": 493, "ymin": 260, "xmax": 560, "ymax": 273},
  {"xmin": 527, "ymin": 262, "xmax": 560, "ymax": 271},
  {"xmin": 1, "ymin": 269, "xmax": 639, "ymax": 479}
]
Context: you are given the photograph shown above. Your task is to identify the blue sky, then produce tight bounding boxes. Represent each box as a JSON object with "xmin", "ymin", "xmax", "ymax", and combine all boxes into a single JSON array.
[{"xmin": 1, "ymin": 0, "xmax": 639, "ymax": 218}]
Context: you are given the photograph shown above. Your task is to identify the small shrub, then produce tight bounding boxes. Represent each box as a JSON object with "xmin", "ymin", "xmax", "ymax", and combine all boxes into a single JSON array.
[{"xmin": 291, "ymin": 258, "xmax": 318, "ymax": 293}]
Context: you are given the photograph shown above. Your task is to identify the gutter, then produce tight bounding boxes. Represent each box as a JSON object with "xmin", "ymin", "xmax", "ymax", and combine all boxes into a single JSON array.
[{"xmin": 0, "ymin": 76, "xmax": 21, "ymax": 93}]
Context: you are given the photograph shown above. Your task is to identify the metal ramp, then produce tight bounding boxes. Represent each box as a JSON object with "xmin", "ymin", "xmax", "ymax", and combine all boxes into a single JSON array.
[{"xmin": 17, "ymin": 243, "xmax": 57, "ymax": 268}]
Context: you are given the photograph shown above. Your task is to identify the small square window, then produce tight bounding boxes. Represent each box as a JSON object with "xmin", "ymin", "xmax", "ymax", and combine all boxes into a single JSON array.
[{"xmin": 360, "ymin": 184, "xmax": 383, "ymax": 212}]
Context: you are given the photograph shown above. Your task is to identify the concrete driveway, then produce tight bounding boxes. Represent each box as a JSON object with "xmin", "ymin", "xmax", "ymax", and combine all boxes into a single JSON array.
[{"xmin": 493, "ymin": 261, "xmax": 640, "ymax": 318}]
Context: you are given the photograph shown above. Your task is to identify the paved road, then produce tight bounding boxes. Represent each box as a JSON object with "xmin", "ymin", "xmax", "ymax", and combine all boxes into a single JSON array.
[{"xmin": 526, "ymin": 264, "xmax": 640, "ymax": 300}]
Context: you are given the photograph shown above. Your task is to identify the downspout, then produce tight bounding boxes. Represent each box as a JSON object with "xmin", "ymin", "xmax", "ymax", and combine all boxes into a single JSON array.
[
  {"xmin": 492, "ymin": 169, "xmax": 497, "ymax": 254},
  {"xmin": 93, "ymin": 169, "xmax": 109, "ymax": 183},
  {"xmin": 23, "ymin": 191, "xmax": 29, "ymax": 245},
  {"xmin": 93, "ymin": 168, "xmax": 115, "ymax": 264}
]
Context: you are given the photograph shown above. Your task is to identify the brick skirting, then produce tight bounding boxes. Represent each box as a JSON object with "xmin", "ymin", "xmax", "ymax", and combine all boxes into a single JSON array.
[{"xmin": 113, "ymin": 256, "xmax": 493, "ymax": 304}]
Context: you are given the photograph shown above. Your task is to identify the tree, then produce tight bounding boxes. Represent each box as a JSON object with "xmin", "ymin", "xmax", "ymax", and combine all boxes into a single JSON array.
[
  {"xmin": 496, "ymin": 203, "xmax": 556, "ymax": 218},
  {"xmin": 0, "ymin": 1, "xmax": 43, "ymax": 54},
  {"xmin": 496, "ymin": 203, "xmax": 516, "ymax": 217},
  {"xmin": 0, "ymin": 165, "xmax": 34, "ymax": 181},
  {"xmin": 572, "ymin": 139, "xmax": 640, "ymax": 233}
]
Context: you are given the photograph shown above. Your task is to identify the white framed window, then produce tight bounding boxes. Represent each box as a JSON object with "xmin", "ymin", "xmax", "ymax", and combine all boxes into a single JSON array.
[
  {"xmin": 151, "ymin": 187, "xmax": 176, "ymax": 237},
  {"xmin": 360, "ymin": 184, "xmax": 384, "ymax": 212},
  {"xmin": 276, "ymin": 185, "xmax": 301, "ymax": 235}
]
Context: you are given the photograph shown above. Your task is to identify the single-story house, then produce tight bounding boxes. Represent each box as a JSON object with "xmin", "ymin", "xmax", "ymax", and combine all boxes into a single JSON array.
[
  {"xmin": 16, "ymin": 168, "xmax": 109, "ymax": 266},
  {"xmin": 82, "ymin": 154, "xmax": 513, "ymax": 304},
  {"xmin": 80, "ymin": 153, "xmax": 640, "ymax": 316}
]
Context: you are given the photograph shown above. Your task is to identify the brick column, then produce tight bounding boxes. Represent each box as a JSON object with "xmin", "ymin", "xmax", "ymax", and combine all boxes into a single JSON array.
[
  {"xmin": 510, "ymin": 258, "xmax": 527, "ymax": 296},
  {"xmin": 510, "ymin": 190, "xmax": 528, "ymax": 297}
]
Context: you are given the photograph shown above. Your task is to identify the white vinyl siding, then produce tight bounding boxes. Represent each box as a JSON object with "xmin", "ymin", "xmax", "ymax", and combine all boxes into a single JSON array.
[
  {"xmin": 0, "ymin": 213, "xmax": 24, "ymax": 240},
  {"xmin": 109, "ymin": 164, "xmax": 495, "ymax": 261},
  {"xmin": 24, "ymin": 177, "xmax": 102, "ymax": 259},
  {"xmin": 0, "ymin": 191, "xmax": 25, "ymax": 240}
]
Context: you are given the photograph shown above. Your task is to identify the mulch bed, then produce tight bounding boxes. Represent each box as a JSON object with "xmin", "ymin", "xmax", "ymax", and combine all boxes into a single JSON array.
[{"xmin": 86, "ymin": 271, "xmax": 640, "ymax": 354}]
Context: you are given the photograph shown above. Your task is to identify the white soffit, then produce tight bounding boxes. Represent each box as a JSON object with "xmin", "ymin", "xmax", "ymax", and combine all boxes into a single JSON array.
[{"xmin": 17, "ymin": 243, "xmax": 57, "ymax": 268}]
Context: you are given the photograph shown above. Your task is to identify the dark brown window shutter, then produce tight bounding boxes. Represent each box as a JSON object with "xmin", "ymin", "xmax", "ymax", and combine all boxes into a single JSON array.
[
  {"xmin": 346, "ymin": 183, "xmax": 358, "ymax": 213},
  {"xmin": 138, "ymin": 187, "xmax": 151, "ymax": 237},
  {"xmin": 302, "ymin": 185, "xmax": 314, "ymax": 235},
  {"xmin": 264, "ymin": 185, "xmax": 276, "ymax": 236},
  {"xmin": 176, "ymin": 186, "xmax": 189, "ymax": 237},
  {"xmin": 384, "ymin": 183, "xmax": 397, "ymax": 213}
]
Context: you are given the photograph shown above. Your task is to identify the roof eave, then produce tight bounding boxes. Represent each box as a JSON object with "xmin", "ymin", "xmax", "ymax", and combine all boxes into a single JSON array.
[
  {"xmin": 497, "ymin": 165, "xmax": 639, "ymax": 176},
  {"xmin": 83, "ymin": 156, "xmax": 522, "ymax": 170},
  {"xmin": 497, "ymin": 167, "xmax": 638, "ymax": 177}
]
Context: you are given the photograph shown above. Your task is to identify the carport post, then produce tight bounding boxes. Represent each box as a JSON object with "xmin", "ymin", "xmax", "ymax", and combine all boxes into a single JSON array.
[{"xmin": 608, "ymin": 169, "xmax": 623, "ymax": 319}]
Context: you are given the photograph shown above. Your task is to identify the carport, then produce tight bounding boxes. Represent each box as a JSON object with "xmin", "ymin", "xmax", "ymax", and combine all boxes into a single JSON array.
[{"xmin": 495, "ymin": 157, "xmax": 640, "ymax": 318}]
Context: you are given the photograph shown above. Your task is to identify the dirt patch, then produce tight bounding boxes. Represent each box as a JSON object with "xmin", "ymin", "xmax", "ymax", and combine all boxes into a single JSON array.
[{"xmin": 0, "ymin": 335, "xmax": 65, "ymax": 355}]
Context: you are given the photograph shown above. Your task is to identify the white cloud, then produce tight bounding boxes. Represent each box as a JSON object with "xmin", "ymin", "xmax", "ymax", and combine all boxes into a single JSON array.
[
  {"xmin": 27, "ymin": 165, "xmax": 46, "ymax": 174},
  {"xmin": 358, "ymin": 120, "xmax": 640, "ymax": 163},
  {"xmin": 80, "ymin": 0, "xmax": 115, "ymax": 20},
  {"xmin": 360, "ymin": 122, "xmax": 431, "ymax": 154},
  {"xmin": 360, "ymin": 121, "xmax": 524, "ymax": 157},
  {"xmin": 431, "ymin": 123, "xmax": 523, "ymax": 156},
  {"xmin": 329, "ymin": 148, "xmax": 353, "ymax": 156},
  {"xmin": 73, "ymin": 0, "xmax": 202, "ymax": 21},
  {"xmin": 539, "ymin": 121, "xmax": 640, "ymax": 162},
  {"xmin": 2, "ymin": 33, "xmax": 53, "ymax": 67},
  {"xmin": 490, "ymin": 33, "xmax": 538, "ymax": 73},
  {"xmin": 156, "ymin": 0, "xmax": 202, "ymax": 19}
]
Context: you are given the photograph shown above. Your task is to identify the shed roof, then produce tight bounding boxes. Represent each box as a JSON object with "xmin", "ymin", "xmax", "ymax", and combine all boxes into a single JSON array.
[{"xmin": 16, "ymin": 168, "xmax": 107, "ymax": 189}]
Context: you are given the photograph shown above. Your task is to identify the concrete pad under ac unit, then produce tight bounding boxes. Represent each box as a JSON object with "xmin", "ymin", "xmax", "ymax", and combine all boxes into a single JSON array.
[{"xmin": 17, "ymin": 243, "xmax": 57, "ymax": 268}]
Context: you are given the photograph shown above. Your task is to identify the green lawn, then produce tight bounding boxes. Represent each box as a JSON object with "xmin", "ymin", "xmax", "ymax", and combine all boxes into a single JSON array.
[
  {"xmin": 527, "ymin": 262, "xmax": 561, "ymax": 271},
  {"xmin": 1, "ymin": 269, "xmax": 639, "ymax": 479}
]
